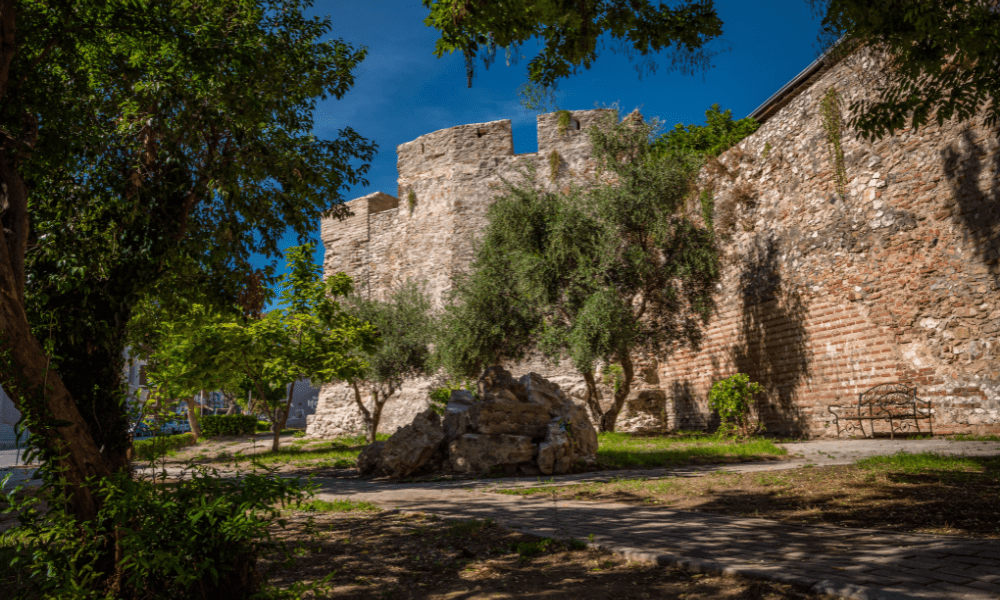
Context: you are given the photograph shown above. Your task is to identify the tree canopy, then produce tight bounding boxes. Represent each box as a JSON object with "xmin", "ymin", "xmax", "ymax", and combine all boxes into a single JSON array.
[
  {"xmin": 423, "ymin": 0, "xmax": 723, "ymax": 103},
  {"xmin": 817, "ymin": 0, "xmax": 1000, "ymax": 138},
  {"xmin": 143, "ymin": 245, "xmax": 378, "ymax": 452},
  {"xmin": 0, "ymin": 0, "xmax": 375, "ymax": 520}
]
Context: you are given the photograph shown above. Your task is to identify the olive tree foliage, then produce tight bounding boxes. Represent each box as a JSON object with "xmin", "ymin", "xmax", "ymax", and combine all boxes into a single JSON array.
[
  {"xmin": 439, "ymin": 109, "xmax": 719, "ymax": 432},
  {"xmin": 340, "ymin": 282, "xmax": 436, "ymax": 443},
  {"xmin": 814, "ymin": 0, "xmax": 1000, "ymax": 138},
  {"xmin": 0, "ymin": 0, "xmax": 374, "ymax": 520},
  {"xmin": 140, "ymin": 244, "xmax": 378, "ymax": 453},
  {"xmin": 422, "ymin": 0, "xmax": 723, "ymax": 108}
]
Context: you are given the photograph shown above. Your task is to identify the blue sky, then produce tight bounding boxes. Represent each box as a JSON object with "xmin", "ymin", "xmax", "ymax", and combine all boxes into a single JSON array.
[{"xmin": 259, "ymin": 0, "xmax": 827, "ymax": 298}]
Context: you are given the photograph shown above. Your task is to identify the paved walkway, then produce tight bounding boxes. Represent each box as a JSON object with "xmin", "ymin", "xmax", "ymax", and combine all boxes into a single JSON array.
[{"xmin": 305, "ymin": 439, "xmax": 1000, "ymax": 600}]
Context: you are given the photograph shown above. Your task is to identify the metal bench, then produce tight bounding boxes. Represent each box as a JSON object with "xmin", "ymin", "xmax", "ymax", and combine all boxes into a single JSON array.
[{"xmin": 828, "ymin": 383, "xmax": 932, "ymax": 439}]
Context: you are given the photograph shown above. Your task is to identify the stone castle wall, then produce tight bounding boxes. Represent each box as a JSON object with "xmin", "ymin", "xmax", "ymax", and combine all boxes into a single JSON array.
[
  {"xmin": 308, "ymin": 111, "xmax": 611, "ymax": 438},
  {"xmin": 309, "ymin": 50, "xmax": 1000, "ymax": 440},
  {"xmin": 661, "ymin": 51, "xmax": 1000, "ymax": 437}
]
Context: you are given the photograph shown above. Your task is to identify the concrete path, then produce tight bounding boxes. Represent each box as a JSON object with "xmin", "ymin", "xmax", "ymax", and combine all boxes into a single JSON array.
[{"xmin": 304, "ymin": 439, "xmax": 1000, "ymax": 600}]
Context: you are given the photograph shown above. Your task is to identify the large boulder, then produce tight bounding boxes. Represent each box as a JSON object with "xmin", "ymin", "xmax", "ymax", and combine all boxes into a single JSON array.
[
  {"xmin": 466, "ymin": 400, "xmax": 550, "ymax": 438},
  {"xmin": 356, "ymin": 440, "xmax": 385, "ymax": 476},
  {"xmin": 537, "ymin": 418, "xmax": 573, "ymax": 475},
  {"xmin": 443, "ymin": 390, "xmax": 475, "ymax": 441},
  {"xmin": 363, "ymin": 368, "xmax": 599, "ymax": 478},
  {"xmin": 448, "ymin": 433, "xmax": 535, "ymax": 474},
  {"xmin": 558, "ymin": 399, "xmax": 599, "ymax": 462},
  {"xmin": 376, "ymin": 408, "xmax": 445, "ymax": 477}
]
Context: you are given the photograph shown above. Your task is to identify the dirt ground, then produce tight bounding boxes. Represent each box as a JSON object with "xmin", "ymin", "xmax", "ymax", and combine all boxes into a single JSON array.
[
  {"xmin": 496, "ymin": 457, "xmax": 1000, "ymax": 539},
  {"xmin": 265, "ymin": 509, "xmax": 823, "ymax": 600}
]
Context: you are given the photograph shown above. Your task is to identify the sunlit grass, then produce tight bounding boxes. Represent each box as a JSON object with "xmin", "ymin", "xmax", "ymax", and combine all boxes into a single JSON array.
[
  {"xmin": 247, "ymin": 433, "xmax": 390, "ymax": 468},
  {"xmin": 296, "ymin": 499, "xmax": 381, "ymax": 513},
  {"xmin": 595, "ymin": 431, "xmax": 787, "ymax": 469},
  {"xmin": 855, "ymin": 451, "xmax": 987, "ymax": 473}
]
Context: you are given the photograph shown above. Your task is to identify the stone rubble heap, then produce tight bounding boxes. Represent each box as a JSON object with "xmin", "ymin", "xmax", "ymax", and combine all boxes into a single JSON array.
[{"xmin": 356, "ymin": 367, "xmax": 598, "ymax": 478}]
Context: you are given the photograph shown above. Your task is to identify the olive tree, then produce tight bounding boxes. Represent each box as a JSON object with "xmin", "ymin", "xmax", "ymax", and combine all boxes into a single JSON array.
[
  {"xmin": 341, "ymin": 282, "xmax": 435, "ymax": 443},
  {"xmin": 439, "ymin": 109, "xmax": 719, "ymax": 432}
]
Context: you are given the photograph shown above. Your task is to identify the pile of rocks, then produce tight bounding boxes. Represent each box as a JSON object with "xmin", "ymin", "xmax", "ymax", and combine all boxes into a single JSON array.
[{"xmin": 356, "ymin": 367, "xmax": 598, "ymax": 478}]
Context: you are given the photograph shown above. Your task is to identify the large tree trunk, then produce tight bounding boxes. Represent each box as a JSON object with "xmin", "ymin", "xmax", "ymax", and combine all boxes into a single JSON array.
[
  {"xmin": 599, "ymin": 353, "xmax": 634, "ymax": 433},
  {"xmin": 0, "ymin": 233, "xmax": 110, "ymax": 519},
  {"xmin": 270, "ymin": 380, "xmax": 295, "ymax": 452},
  {"xmin": 184, "ymin": 395, "xmax": 202, "ymax": 439}
]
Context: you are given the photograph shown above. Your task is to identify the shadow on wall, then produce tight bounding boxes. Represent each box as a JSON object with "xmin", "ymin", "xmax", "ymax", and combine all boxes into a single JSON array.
[
  {"xmin": 670, "ymin": 379, "xmax": 718, "ymax": 432},
  {"xmin": 729, "ymin": 235, "xmax": 811, "ymax": 436},
  {"xmin": 943, "ymin": 127, "xmax": 1000, "ymax": 293}
]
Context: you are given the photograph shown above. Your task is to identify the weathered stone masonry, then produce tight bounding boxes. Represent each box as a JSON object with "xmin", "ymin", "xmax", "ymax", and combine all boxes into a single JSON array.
[
  {"xmin": 665, "ymin": 52, "xmax": 1000, "ymax": 437},
  {"xmin": 309, "ymin": 51, "xmax": 1000, "ymax": 439},
  {"xmin": 308, "ymin": 111, "xmax": 609, "ymax": 437}
]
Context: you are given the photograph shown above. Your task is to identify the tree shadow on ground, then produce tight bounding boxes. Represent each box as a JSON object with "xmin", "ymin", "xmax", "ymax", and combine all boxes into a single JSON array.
[
  {"xmin": 559, "ymin": 456, "xmax": 1000, "ymax": 538},
  {"xmin": 730, "ymin": 235, "xmax": 810, "ymax": 437},
  {"xmin": 264, "ymin": 509, "xmax": 817, "ymax": 600}
]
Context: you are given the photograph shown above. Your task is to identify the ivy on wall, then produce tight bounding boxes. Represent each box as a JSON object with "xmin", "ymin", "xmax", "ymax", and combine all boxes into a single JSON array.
[
  {"xmin": 548, "ymin": 150, "xmax": 561, "ymax": 181},
  {"xmin": 407, "ymin": 189, "xmax": 417, "ymax": 213},
  {"xmin": 820, "ymin": 87, "xmax": 848, "ymax": 198},
  {"xmin": 555, "ymin": 110, "xmax": 573, "ymax": 136},
  {"xmin": 699, "ymin": 188, "xmax": 715, "ymax": 231}
]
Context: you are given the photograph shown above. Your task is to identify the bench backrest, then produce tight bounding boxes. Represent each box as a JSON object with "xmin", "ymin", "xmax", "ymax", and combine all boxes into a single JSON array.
[{"xmin": 858, "ymin": 383, "xmax": 922, "ymax": 418}]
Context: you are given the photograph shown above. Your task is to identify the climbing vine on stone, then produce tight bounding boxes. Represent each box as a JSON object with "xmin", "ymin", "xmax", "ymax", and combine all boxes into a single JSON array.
[
  {"xmin": 820, "ymin": 87, "xmax": 848, "ymax": 198},
  {"xmin": 556, "ymin": 110, "xmax": 573, "ymax": 136},
  {"xmin": 548, "ymin": 150, "xmax": 561, "ymax": 181},
  {"xmin": 699, "ymin": 188, "xmax": 715, "ymax": 231}
]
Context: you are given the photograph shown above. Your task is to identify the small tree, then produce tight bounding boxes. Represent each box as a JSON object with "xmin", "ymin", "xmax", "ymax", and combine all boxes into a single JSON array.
[
  {"xmin": 341, "ymin": 282, "xmax": 435, "ymax": 443},
  {"xmin": 439, "ymin": 108, "xmax": 719, "ymax": 432},
  {"xmin": 147, "ymin": 244, "xmax": 377, "ymax": 452}
]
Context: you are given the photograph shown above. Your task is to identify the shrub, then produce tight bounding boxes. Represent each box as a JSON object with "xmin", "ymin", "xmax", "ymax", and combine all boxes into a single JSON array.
[
  {"xmin": 428, "ymin": 379, "xmax": 475, "ymax": 416},
  {"xmin": 133, "ymin": 432, "xmax": 197, "ymax": 461},
  {"xmin": 200, "ymin": 415, "xmax": 258, "ymax": 438},
  {"xmin": 651, "ymin": 104, "xmax": 759, "ymax": 159},
  {"xmin": 256, "ymin": 420, "xmax": 271, "ymax": 432},
  {"xmin": 3, "ymin": 466, "xmax": 315, "ymax": 599},
  {"xmin": 708, "ymin": 373, "xmax": 764, "ymax": 439}
]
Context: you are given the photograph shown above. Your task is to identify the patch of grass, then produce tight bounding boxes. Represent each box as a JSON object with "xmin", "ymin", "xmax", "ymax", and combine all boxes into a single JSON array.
[
  {"xmin": 297, "ymin": 499, "xmax": 381, "ymax": 513},
  {"xmin": 855, "ymin": 451, "xmax": 983, "ymax": 473},
  {"xmin": 133, "ymin": 432, "xmax": 198, "ymax": 462},
  {"xmin": 448, "ymin": 518, "xmax": 495, "ymax": 537},
  {"xmin": 595, "ymin": 431, "xmax": 787, "ymax": 469},
  {"xmin": 248, "ymin": 433, "xmax": 391, "ymax": 468},
  {"xmin": 515, "ymin": 538, "xmax": 556, "ymax": 558},
  {"xmin": 948, "ymin": 434, "xmax": 1000, "ymax": 442}
]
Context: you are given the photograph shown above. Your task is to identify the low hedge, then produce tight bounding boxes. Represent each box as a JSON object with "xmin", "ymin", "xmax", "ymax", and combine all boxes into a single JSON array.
[
  {"xmin": 200, "ymin": 415, "xmax": 259, "ymax": 437},
  {"xmin": 133, "ymin": 433, "xmax": 197, "ymax": 461},
  {"xmin": 256, "ymin": 420, "xmax": 271, "ymax": 432}
]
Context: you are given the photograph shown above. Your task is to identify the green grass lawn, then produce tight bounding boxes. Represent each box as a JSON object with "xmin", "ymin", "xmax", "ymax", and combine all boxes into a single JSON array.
[
  {"xmin": 594, "ymin": 431, "xmax": 788, "ymax": 469},
  {"xmin": 247, "ymin": 434, "xmax": 390, "ymax": 468}
]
